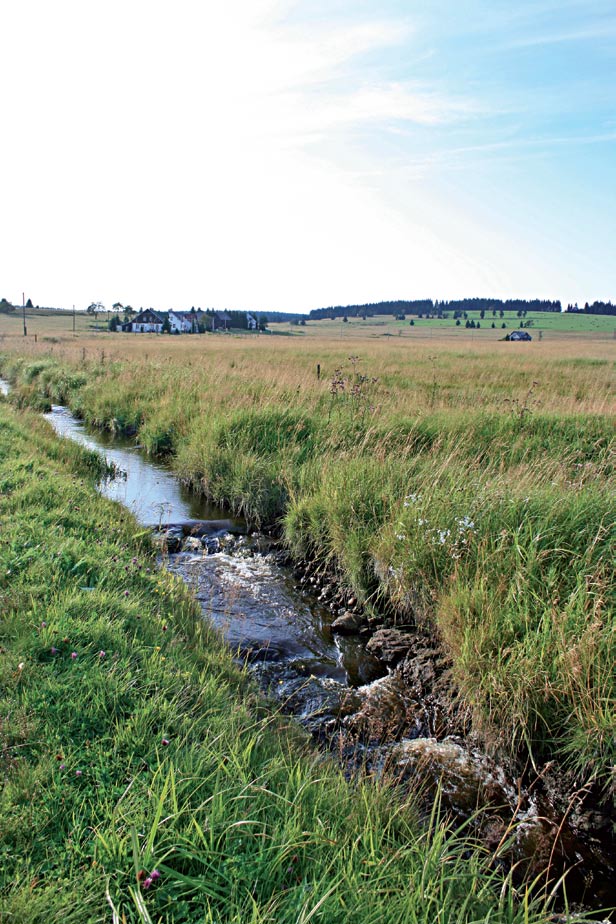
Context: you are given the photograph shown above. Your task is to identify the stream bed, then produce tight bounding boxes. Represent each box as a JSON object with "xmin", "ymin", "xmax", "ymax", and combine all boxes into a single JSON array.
[{"xmin": 1, "ymin": 380, "xmax": 613, "ymax": 917}]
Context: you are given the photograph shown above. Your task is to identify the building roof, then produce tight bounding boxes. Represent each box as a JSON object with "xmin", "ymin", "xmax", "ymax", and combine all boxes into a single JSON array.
[{"xmin": 133, "ymin": 309, "xmax": 164, "ymax": 323}]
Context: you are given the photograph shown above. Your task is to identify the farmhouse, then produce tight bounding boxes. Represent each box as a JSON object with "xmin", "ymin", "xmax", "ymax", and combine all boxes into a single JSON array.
[
  {"xmin": 129, "ymin": 309, "xmax": 164, "ymax": 333},
  {"xmin": 508, "ymin": 330, "xmax": 532, "ymax": 341},
  {"xmin": 169, "ymin": 310, "xmax": 205, "ymax": 333},
  {"xmin": 211, "ymin": 311, "xmax": 232, "ymax": 331}
]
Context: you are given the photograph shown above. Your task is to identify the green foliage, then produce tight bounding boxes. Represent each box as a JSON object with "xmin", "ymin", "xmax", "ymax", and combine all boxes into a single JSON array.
[
  {"xmin": 0, "ymin": 403, "xmax": 556, "ymax": 923},
  {"xmin": 2, "ymin": 351, "xmax": 614, "ymax": 791}
]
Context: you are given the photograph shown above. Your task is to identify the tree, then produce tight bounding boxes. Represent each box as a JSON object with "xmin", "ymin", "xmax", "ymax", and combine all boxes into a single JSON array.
[
  {"xmin": 25, "ymin": 298, "xmax": 34, "ymax": 309},
  {"xmin": 258, "ymin": 315, "xmax": 268, "ymax": 331},
  {"xmin": 123, "ymin": 305, "xmax": 135, "ymax": 321},
  {"xmin": 108, "ymin": 315, "xmax": 119, "ymax": 332},
  {"xmin": 0, "ymin": 298, "xmax": 15, "ymax": 313},
  {"xmin": 112, "ymin": 302, "xmax": 123, "ymax": 313},
  {"xmin": 162, "ymin": 315, "xmax": 171, "ymax": 334},
  {"xmin": 87, "ymin": 302, "xmax": 104, "ymax": 327}
]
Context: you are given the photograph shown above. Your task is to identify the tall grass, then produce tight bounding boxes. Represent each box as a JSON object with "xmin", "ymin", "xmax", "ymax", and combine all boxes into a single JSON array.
[
  {"xmin": 0, "ymin": 402, "xmax": 568, "ymax": 923},
  {"xmin": 0, "ymin": 337, "xmax": 614, "ymax": 791}
]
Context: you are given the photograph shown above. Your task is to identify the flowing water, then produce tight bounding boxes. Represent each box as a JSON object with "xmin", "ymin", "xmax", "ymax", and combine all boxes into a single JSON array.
[{"xmin": 1, "ymin": 379, "xmax": 612, "ymax": 917}]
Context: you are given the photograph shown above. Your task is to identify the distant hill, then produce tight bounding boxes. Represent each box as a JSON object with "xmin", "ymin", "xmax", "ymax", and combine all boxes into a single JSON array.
[{"xmin": 309, "ymin": 298, "xmax": 562, "ymax": 320}]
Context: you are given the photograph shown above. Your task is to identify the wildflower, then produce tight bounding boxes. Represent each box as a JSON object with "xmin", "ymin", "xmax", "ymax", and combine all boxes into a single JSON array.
[
  {"xmin": 99, "ymin": 650, "xmax": 106, "ymax": 659},
  {"xmin": 41, "ymin": 621, "xmax": 47, "ymax": 628},
  {"xmin": 150, "ymin": 869, "xmax": 161, "ymax": 881},
  {"xmin": 51, "ymin": 646, "xmax": 59, "ymax": 655},
  {"xmin": 437, "ymin": 529, "xmax": 450, "ymax": 545},
  {"xmin": 123, "ymin": 590, "xmax": 129, "ymax": 597},
  {"xmin": 59, "ymin": 764, "xmax": 65, "ymax": 770},
  {"xmin": 75, "ymin": 770, "xmax": 82, "ymax": 777},
  {"xmin": 71, "ymin": 651, "xmax": 78, "ymax": 660},
  {"xmin": 162, "ymin": 738, "xmax": 170, "ymax": 746},
  {"xmin": 142, "ymin": 877, "xmax": 153, "ymax": 890},
  {"xmin": 18, "ymin": 662, "xmax": 24, "ymax": 671}
]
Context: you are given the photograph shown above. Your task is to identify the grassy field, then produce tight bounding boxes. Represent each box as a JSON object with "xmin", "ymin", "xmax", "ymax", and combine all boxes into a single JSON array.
[
  {"xmin": 0, "ymin": 317, "xmax": 614, "ymax": 796},
  {"xmin": 0, "ymin": 399, "xmax": 564, "ymax": 924},
  {"xmin": 288, "ymin": 311, "xmax": 616, "ymax": 337}
]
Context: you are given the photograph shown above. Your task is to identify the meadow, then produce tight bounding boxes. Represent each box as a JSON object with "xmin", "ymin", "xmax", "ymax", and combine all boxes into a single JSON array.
[{"xmin": 1, "ymin": 313, "xmax": 614, "ymax": 829}]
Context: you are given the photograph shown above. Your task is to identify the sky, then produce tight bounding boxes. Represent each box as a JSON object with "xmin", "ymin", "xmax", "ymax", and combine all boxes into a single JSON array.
[{"xmin": 1, "ymin": 0, "xmax": 615, "ymax": 313}]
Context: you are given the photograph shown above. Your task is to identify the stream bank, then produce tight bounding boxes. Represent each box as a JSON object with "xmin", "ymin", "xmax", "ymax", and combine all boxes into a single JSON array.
[
  {"xmin": 0, "ymin": 377, "xmax": 614, "ymax": 917},
  {"xmin": 45, "ymin": 393, "xmax": 616, "ymax": 916}
]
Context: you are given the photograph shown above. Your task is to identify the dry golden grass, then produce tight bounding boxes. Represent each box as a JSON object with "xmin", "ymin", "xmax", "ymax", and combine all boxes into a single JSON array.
[{"xmin": 1, "ymin": 310, "xmax": 614, "ymax": 417}]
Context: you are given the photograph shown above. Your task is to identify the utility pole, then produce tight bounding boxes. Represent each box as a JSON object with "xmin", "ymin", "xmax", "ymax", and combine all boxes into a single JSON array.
[
  {"xmin": 22, "ymin": 292, "xmax": 27, "ymax": 337},
  {"xmin": 73, "ymin": 305, "xmax": 76, "ymax": 333}
]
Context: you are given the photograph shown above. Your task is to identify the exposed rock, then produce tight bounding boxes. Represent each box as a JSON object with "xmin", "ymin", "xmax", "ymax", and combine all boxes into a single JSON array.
[
  {"xmin": 331, "ymin": 611, "xmax": 362, "ymax": 635},
  {"xmin": 366, "ymin": 628, "xmax": 415, "ymax": 665},
  {"xmin": 182, "ymin": 536, "xmax": 203, "ymax": 553},
  {"xmin": 341, "ymin": 674, "xmax": 426, "ymax": 743},
  {"xmin": 153, "ymin": 529, "xmax": 182, "ymax": 553}
]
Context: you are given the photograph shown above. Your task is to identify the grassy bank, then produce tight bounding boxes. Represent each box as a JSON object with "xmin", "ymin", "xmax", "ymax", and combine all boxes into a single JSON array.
[
  {"xmin": 0, "ymin": 339, "xmax": 614, "ymax": 796},
  {"xmin": 0, "ymin": 400, "xmax": 565, "ymax": 923}
]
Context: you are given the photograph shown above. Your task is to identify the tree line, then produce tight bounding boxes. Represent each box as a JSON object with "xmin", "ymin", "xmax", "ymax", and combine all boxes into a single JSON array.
[
  {"xmin": 309, "ymin": 298, "xmax": 562, "ymax": 320},
  {"xmin": 567, "ymin": 301, "xmax": 616, "ymax": 316}
]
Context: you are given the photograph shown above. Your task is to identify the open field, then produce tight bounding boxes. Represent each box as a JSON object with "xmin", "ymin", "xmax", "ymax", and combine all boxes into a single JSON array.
[
  {"xmin": 279, "ymin": 312, "xmax": 616, "ymax": 338},
  {"xmin": 1, "ymin": 319, "xmax": 614, "ymax": 796},
  {"xmin": 0, "ymin": 400, "xmax": 562, "ymax": 923}
]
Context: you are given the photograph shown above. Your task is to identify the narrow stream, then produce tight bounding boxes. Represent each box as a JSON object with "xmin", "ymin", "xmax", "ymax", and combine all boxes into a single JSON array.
[{"xmin": 1, "ymin": 380, "xmax": 613, "ymax": 917}]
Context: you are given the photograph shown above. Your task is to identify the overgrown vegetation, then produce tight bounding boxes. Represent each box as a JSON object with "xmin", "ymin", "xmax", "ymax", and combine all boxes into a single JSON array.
[
  {"xmin": 0, "ymin": 332, "xmax": 614, "ymax": 797},
  {"xmin": 0, "ymin": 401, "xmax": 568, "ymax": 923}
]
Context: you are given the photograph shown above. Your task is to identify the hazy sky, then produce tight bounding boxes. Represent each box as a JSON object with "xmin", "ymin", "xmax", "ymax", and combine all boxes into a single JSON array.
[{"xmin": 2, "ymin": 0, "xmax": 615, "ymax": 313}]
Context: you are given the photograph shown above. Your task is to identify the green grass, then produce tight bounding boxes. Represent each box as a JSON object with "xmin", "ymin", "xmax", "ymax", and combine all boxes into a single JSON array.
[
  {"xmin": 1, "ymin": 345, "xmax": 614, "ymax": 795},
  {"xmin": 299, "ymin": 311, "xmax": 616, "ymax": 335},
  {"xmin": 0, "ymin": 401, "xmax": 569, "ymax": 924}
]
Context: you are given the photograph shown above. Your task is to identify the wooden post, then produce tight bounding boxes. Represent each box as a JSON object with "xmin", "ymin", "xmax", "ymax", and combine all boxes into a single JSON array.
[{"xmin": 316, "ymin": 364, "xmax": 321, "ymax": 380}]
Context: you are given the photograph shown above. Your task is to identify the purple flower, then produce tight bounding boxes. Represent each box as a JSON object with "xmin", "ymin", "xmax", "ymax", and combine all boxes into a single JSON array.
[
  {"xmin": 75, "ymin": 770, "xmax": 82, "ymax": 777},
  {"xmin": 142, "ymin": 877, "xmax": 153, "ymax": 890},
  {"xmin": 51, "ymin": 646, "xmax": 59, "ymax": 655},
  {"xmin": 41, "ymin": 621, "xmax": 47, "ymax": 628},
  {"xmin": 99, "ymin": 650, "xmax": 106, "ymax": 659},
  {"xmin": 71, "ymin": 651, "xmax": 78, "ymax": 660},
  {"xmin": 150, "ymin": 869, "xmax": 161, "ymax": 881},
  {"xmin": 59, "ymin": 764, "xmax": 65, "ymax": 770},
  {"xmin": 123, "ymin": 590, "xmax": 129, "ymax": 597},
  {"xmin": 161, "ymin": 738, "xmax": 170, "ymax": 746}
]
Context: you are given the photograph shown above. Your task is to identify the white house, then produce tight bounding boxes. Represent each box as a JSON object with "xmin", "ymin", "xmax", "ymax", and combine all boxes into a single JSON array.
[
  {"xmin": 246, "ymin": 313, "xmax": 258, "ymax": 330},
  {"xmin": 169, "ymin": 311, "xmax": 194, "ymax": 333},
  {"xmin": 130, "ymin": 309, "xmax": 164, "ymax": 333}
]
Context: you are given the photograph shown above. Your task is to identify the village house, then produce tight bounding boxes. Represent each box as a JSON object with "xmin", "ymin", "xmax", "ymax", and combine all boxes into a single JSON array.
[
  {"xmin": 508, "ymin": 330, "xmax": 533, "ymax": 341},
  {"xmin": 169, "ymin": 310, "xmax": 205, "ymax": 333},
  {"xmin": 128, "ymin": 309, "xmax": 164, "ymax": 333},
  {"xmin": 211, "ymin": 311, "xmax": 232, "ymax": 331}
]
